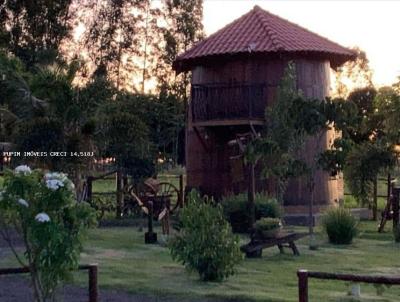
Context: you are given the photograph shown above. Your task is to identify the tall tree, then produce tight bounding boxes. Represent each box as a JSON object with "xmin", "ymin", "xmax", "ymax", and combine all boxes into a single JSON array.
[
  {"xmin": 0, "ymin": 0, "xmax": 73, "ymax": 66},
  {"xmin": 158, "ymin": 0, "xmax": 204, "ymax": 100},
  {"xmin": 334, "ymin": 47, "xmax": 373, "ymax": 98},
  {"xmin": 79, "ymin": 0, "xmax": 162, "ymax": 92}
]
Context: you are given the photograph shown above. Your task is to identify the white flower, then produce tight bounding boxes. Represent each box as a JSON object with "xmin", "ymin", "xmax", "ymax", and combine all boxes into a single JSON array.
[
  {"xmin": 44, "ymin": 172, "xmax": 75, "ymax": 192},
  {"xmin": 45, "ymin": 179, "xmax": 64, "ymax": 191},
  {"xmin": 17, "ymin": 198, "xmax": 29, "ymax": 207},
  {"xmin": 35, "ymin": 213, "xmax": 50, "ymax": 223},
  {"xmin": 14, "ymin": 165, "xmax": 32, "ymax": 175},
  {"xmin": 67, "ymin": 181, "xmax": 75, "ymax": 191}
]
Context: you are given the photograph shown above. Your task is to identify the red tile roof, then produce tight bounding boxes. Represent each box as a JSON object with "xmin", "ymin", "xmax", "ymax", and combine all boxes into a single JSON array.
[{"xmin": 173, "ymin": 5, "xmax": 356, "ymax": 72}]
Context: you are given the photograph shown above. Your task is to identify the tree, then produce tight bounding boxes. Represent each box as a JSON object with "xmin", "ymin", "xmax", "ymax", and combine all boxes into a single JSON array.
[
  {"xmin": 344, "ymin": 141, "xmax": 396, "ymax": 209},
  {"xmin": 158, "ymin": 0, "xmax": 204, "ymax": 100},
  {"xmin": 333, "ymin": 47, "xmax": 373, "ymax": 98},
  {"xmin": 95, "ymin": 95, "xmax": 155, "ymax": 180},
  {"xmin": 79, "ymin": 0, "xmax": 163, "ymax": 92},
  {"xmin": 319, "ymin": 86, "xmax": 400, "ymax": 221},
  {"xmin": 0, "ymin": 0, "xmax": 73, "ymax": 67}
]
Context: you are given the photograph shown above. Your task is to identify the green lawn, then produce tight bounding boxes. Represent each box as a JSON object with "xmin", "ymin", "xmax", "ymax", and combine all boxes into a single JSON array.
[{"xmin": 1, "ymin": 221, "xmax": 399, "ymax": 301}]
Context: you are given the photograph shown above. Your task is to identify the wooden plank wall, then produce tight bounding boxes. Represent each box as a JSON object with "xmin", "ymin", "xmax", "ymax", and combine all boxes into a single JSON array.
[
  {"xmin": 186, "ymin": 58, "xmax": 342, "ymax": 210},
  {"xmin": 284, "ymin": 59, "xmax": 341, "ymax": 213}
]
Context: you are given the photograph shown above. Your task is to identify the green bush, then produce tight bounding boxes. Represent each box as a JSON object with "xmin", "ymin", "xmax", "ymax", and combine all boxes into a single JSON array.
[
  {"xmin": 221, "ymin": 193, "xmax": 281, "ymax": 233},
  {"xmin": 0, "ymin": 166, "xmax": 96, "ymax": 301},
  {"xmin": 322, "ymin": 207, "xmax": 358, "ymax": 244},
  {"xmin": 169, "ymin": 191, "xmax": 243, "ymax": 282},
  {"xmin": 254, "ymin": 218, "xmax": 282, "ymax": 231}
]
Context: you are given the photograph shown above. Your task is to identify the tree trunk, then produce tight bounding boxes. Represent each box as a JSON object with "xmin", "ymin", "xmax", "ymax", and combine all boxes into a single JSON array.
[
  {"xmin": 308, "ymin": 175, "xmax": 317, "ymax": 250},
  {"xmin": 247, "ymin": 163, "xmax": 256, "ymax": 231},
  {"xmin": 116, "ymin": 170, "xmax": 123, "ymax": 219},
  {"xmin": 372, "ymin": 177, "xmax": 378, "ymax": 221}
]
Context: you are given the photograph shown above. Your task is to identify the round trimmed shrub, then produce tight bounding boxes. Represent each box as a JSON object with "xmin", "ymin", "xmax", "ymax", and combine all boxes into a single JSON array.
[
  {"xmin": 169, "ymin": 190, "xmax": 243, "ymax": 281},
  {"xmin": 221, "ymin": 193, "xmax": 281, "ymax": 233},
  {"xmin": 322, "ymin": 207, "xmax": 358, "ymax": 244}
]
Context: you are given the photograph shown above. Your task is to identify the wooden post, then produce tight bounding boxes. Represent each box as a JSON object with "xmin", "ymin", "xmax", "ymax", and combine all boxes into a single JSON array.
[
  {"xmin": 145, "ymin": 200, "xmax": 157, "ymax": 244},
  {"xmin": 297, "ymin": 270, "xmax": 309, "ymax": 302},
  {"xmin": 87, "ymin": 177, "xmax": 93, "ymax": 203},
  {"xmin": 88, "ymin": 264, "xmax": 98, "ymax": 302},
  {"xmin": 308, "ymin": 177, "xmax": 317, "ymax": 250},
  {"xmin": 372, "ymin": 177, "xmax": 378, "ymax": 221},
  {"xmin": 116, "ymin": 170, "xmax": 123, "ymax": 218},
  {"xmin": 0, "ymin": 146, "xmax": 3, "ymax": 172},
  {"xmin": 248, "ymin": 163, "xmax": 256, "ymax": 231},
  {"xmin": 179, "ymin": 174, "xmax": 184, "ymax": 208},
  {"xmin": 387, "ymin": 173, "xmax": 392, "ymax": 210},
  {"xmin": 392, "ymin": 187, "xmax": 400, "ymax": 230}
]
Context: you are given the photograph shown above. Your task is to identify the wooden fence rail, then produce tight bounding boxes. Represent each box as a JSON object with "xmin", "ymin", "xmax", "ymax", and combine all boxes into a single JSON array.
[
  {"xmin": 0, "ymin": 264, "xmax": 98, "ymax": 302},
  {"xmin": 297, "ymin": 270, "xmax": 400, "ymax": 302}
]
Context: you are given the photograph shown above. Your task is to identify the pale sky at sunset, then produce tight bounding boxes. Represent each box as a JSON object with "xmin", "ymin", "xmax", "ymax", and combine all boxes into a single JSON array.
[{"xmin": 202, "ymin": 0, "xmax": 400, "ymax": 86}]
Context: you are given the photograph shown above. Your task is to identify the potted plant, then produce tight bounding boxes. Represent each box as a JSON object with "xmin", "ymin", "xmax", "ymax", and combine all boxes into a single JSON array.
[{"xmin": 254, "ymin": 218, "xmax": 282, "ymax": 239}]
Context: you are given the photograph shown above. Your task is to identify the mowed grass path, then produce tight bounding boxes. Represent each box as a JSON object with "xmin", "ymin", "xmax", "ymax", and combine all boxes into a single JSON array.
[{"xmin": 71, "ymin": 221, "xmax": 400, "ymax": 302}]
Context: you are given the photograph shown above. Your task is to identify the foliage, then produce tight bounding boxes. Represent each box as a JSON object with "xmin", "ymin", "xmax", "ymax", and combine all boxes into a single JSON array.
[
  {"xmin": 248, "ymin": 62, "xmax": 334, "ymax": 204},
  {"xmin": 0, "ymin": 0, "xmax": 73, "ymax": 66},
  {"xmin": 95, "ymin": 95, "xmax": 155, "ymax": 180},
  {"xmin": 169, "ymin": 190, "xmax": 242, "ymax": 282},
  {"xmin": 158, "ymin": 0, "xmax": 204, "ymax": 99},
  {"xmin": 247, "ymin": 63, "xmax": 307, "ymax": 201},
  {"xmin": 322, "ymin": 207, "xmax": 358, "ymax": 244},
  {"xmin": 0, "ymin": 166, "xmax": 96, "ymax": 301},
  {"xmin": 344, "ymin": 142, "xmax": 396, "ymax": 206},
  {"xmin": 78, "ymin": 0, "xmax": 164, "ymax": 92},
  {"xmin": 221, "ymin": 193, "xmax": 281, "ymax": 233},
  {"xmin": 333, "ymin": 47, "xmax": 373, "ymax": 98},
  {"xmin": 90, "ymin": 195, "xmax": 117, "ymax": 221},
  {"xmin": 115, "ymin": 92, "xmax": 185, "ymax": 165},
  {"xmin": 374, "ymin": 86, "xmax": 400, "ymax": 144},
  {"xmin": 319, "ymin": 86, "xmax": 400, "ymax": 214},
  {"xmin": 254, "ymin": 218, "xmax": 282, "ymax": 231}
]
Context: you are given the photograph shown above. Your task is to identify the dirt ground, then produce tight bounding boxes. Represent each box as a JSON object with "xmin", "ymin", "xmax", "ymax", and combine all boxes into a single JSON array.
[{"xmin": 0, "ymin": 275, "xmax": 214, "ymax": 302}]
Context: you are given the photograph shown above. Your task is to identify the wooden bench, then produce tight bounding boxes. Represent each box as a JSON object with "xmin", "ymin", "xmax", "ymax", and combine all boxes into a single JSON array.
[{"xmin": 240, "ymin": 232, "xmax": 308, "ymax": 258}]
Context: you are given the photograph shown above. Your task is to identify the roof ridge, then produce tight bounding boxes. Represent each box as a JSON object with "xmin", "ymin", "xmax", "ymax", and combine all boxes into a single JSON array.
[
  {"xmin": 175, "ymin": 9, "xmax": 254, "ymax": 60},
  {"xmin": 254, "ymin": 5, "xmax": 355, "ymax": 54},
  {"xmin": 252, "ymin": 6, "xmax": 284, "ymax": 51}
]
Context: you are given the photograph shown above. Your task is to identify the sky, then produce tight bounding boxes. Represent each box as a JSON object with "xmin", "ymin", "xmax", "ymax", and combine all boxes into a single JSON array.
[{"xmin": 202, "ymin": 0, "xmax": 400, "ymax": 87}]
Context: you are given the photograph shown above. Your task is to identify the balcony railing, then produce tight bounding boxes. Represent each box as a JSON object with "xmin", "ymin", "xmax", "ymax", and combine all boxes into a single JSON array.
[{"xmin": 191, "ymin": 83, "xmax": 267, "ymax": 124}]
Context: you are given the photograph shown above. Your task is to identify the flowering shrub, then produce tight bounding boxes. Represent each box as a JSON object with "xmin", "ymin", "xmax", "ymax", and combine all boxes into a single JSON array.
[{"xmin": 0, "ymin": 166, "xmax": 96, "ymax": 302}]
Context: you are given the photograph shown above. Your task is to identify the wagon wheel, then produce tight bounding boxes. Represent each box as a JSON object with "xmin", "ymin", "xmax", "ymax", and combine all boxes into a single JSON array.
[{"xmin": 156, "ymin": 182, "xmax": 181, "ymax": 214}]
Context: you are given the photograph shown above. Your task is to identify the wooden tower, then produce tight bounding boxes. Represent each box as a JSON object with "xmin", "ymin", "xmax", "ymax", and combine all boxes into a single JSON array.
[{"xmin": 173, "ymin": 6, "xmax": 355, "ymax": 215}]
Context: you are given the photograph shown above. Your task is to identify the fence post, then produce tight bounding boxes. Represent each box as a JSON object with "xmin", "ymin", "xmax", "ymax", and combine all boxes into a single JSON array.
[
  {"xmin": 297, "ymin": 270, "xmax": 308, "ymax": 302},
  {"xmin": 88, "ymin": 264, "xmax": 98, "ymax": 302},
  {"xmin": 392, "ymin": 187, "xmax": 400, "ymax": 230},
  {"xmin": 116, "ymin": 170, "xmax": 123, "ymax": 218},
  {"xmin": 86, "ymin": 177, "xmax": 93, "ymax": 203}
]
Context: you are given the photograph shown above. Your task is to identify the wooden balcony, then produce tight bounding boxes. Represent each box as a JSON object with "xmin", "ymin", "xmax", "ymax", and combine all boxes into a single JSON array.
[{"xmin": 191, "ymin": 83, "xmax": 267, "ymax": 126}]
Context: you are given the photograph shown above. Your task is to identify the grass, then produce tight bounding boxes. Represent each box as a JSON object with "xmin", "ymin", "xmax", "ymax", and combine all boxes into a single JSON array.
[
  {"xmin": 3, "ymin": 221, "xmax": 399, "ymax": 301},
  {"xmin": 69, "ymin": 222, "xmax": 400, "ymax": 301},
  {"xmin": 91, "ymin": 171, "xmax": 185, "ymax": 194}
]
